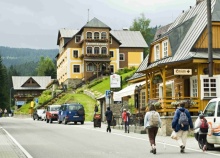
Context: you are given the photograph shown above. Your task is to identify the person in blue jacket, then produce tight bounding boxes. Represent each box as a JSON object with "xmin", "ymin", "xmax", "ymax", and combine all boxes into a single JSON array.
[{"xmin": 172, "ymin": 102, "xmax": 193, "ymax": 153}]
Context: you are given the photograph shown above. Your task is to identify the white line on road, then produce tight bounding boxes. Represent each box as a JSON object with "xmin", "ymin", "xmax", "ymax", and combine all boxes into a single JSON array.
[
  {"xmin": 78, "ymin": 125, "xmax": 220, "ymax": 157},
  {"xmin": 3, "ymin": 128, "xmax": 33, "ymax": 158}
]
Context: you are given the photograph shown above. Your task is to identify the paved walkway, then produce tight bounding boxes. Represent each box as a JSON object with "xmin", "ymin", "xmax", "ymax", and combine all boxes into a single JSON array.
[{"xmin": 0, "ymin": 127, "xmax": 28, "ymax": 158}]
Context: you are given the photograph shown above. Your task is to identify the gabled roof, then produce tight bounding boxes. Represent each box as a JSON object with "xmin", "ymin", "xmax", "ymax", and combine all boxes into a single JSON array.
[
  {"xmin": 110, "ymin": 30, "xmax": 148, "ymax": 48},
  {"xmin": 57, "ymin": 28, "xmax": 79, "ymax": 45},
  {"xmin": 12, "ymin": 76, "xmax": 51, "ymax": 90},
  {"xmin": 145, "ymin": 0, "xmax": 220, "ymax": 71},
  {"xmin": 83, "ymin": 17, "xmax": 111, "ymax": 29},
  {"xmin": 57, "ymin": 17, "xmax": 148, "ymax": 49}
]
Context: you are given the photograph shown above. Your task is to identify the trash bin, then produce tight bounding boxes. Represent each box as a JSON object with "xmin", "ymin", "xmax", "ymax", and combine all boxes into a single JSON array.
[{"xmin": 94, "ymin": 114, "xmax": 101, "ymax": 128}]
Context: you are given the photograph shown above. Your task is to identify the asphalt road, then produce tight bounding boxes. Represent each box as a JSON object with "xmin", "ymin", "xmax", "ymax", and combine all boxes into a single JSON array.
[{"xmin": 0, "ymin": 117, "xmax": 220, "ymax": 158}]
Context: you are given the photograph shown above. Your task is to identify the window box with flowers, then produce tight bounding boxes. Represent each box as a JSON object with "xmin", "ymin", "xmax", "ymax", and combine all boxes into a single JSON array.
[
  {"xmin": 148, "ymin": 101, "xmax": 161, "ymax": 109},
  {"xmin": 171, "ymin": 100, "xmax": 197, "ymax": 108}
]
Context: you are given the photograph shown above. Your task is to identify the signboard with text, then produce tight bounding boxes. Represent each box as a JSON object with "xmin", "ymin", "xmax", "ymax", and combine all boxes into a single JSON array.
[
  {"xmin": 174, "ymin": 69, "xmax": 192, "ymax": 75},
  {"xmin": 110, "ymin": 74, "xmax": 121, "ymax": 88}
]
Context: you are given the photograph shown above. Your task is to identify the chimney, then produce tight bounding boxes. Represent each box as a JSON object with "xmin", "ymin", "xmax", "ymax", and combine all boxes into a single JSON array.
[{"xmin": 196, "ymin": 0, "xmax": 204, "ymax": 5}]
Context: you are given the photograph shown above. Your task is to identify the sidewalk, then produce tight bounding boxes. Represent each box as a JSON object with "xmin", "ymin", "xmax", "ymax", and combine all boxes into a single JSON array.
[{"xmin": 0, "ymin": 127, "xmax": 28, "ymax": 158}]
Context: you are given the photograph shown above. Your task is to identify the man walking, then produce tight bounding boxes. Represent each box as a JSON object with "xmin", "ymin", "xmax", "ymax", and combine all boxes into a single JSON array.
[
  {"xmin": 105, "ymin": 107, "xmax": 113, "ymax": 133},
  {"xmin": 172, "ymin": 102, "xmax": 193, "ymax": 153}
]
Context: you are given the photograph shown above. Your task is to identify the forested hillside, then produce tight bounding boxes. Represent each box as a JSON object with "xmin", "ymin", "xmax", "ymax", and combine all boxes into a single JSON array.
[{"xmin": 0, "ymin": 46, "xmax": 58, "ymax": 67}]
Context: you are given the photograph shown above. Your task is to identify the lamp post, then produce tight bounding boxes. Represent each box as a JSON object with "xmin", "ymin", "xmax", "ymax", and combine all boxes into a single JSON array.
[
  {"xmin": 108, "ymin": 91, "xmax": 111, "ymax": 108},
  {"xmin": 135, "ymin": 85, "xmax": 142, "ymax": 126},
  {"xmin": 10, "ymin": 87, "xmax": 13, "ymax": 110}
]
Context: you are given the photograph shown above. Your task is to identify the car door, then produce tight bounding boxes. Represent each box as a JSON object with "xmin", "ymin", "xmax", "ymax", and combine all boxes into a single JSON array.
[{"xmin": 203, "ymin": 100, "xmax": 220, "ymax": 144}]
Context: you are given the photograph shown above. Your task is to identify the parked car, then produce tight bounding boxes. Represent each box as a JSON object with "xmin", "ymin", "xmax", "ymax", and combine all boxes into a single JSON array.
[
  {"xmin": 194, "ymin": 98, "xmax": 220, "ymax": 150},
  {"xmin": 33, "ymin": 109, "xmax": 46, "ymax": 121},
  {"xmin": 46, "ymin": 105, "xmax": 61, "ymax": 123},
  {"xmin": 58, "ymin": 103, "xmax": 85, "ymax": 125}
]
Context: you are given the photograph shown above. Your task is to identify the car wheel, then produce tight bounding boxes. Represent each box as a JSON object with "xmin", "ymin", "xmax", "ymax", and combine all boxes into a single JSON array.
[
  {"xmin": 58, "ymin": 118, "xmax": 62, "ymax": 124},
  {"xmin": 206, "ymin": 143, "xmax": 214, "ymax": 150},
  {"xmin": 81, "ymin": 121, "xmax": 84, "ymax": 125},
  {"xmin": 63, "ymin": 118, "xmax": 67, "ymax": 125}
]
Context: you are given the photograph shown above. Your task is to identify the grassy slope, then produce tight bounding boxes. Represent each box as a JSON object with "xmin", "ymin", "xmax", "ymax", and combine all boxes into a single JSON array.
[
  {"xmin": 91, "ymin": 70, "xmax": 136, "ymax": 95},
  {"xmin": 15, "ymin": 70, "xmax": 136, "ymax": 121}
]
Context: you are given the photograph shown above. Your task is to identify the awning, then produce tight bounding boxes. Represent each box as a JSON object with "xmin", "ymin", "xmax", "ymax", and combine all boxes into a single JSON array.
[{"xmin": 113, "ymin": 81, "xmax": 146, "ymax": 101}]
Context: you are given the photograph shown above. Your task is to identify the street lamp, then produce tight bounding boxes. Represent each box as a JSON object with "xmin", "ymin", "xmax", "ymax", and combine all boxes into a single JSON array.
[
  {"xmin": 135, "ymin": 85, "xmax": 142, "ymax": 126},
  {"xmin": 10, "ymin": 87, "xmax": 13, "ymax": 110},
  {"xmin": 108, "ymin": 91, "xmax": 111, "ymax": 108}
]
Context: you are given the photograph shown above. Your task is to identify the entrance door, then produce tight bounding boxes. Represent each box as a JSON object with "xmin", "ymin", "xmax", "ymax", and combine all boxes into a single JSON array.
[{"xmin": 184, "ymin": 79, "xmax": 190, "ymax": 97}]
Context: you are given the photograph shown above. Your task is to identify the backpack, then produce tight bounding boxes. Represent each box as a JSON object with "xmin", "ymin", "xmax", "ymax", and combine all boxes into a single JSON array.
[
  {"xmin": 149, "ymin": 111, "xmax": 159, "ymax": 127},
  {"xmin": 178, "ymin": 110, "xmax": 189, "ymax": 126},
  {"xmin": 200, "ymin": 118, "xmax": 209, "ymax": 133}
]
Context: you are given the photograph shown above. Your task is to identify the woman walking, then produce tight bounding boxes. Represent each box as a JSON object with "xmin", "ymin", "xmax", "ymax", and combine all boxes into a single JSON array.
[{"xmin": 144, "ymin": 105, "xmax": 161, "ymax": 154}]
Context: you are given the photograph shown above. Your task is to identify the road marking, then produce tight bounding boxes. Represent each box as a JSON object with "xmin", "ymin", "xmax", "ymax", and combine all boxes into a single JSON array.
[
  {"xmin": 78, "ymin": 125, "xmax": 220, "ymax": 157},
  {"xmin": 3, "ymin": 128, "xmax": 33, "ymax": 158}
]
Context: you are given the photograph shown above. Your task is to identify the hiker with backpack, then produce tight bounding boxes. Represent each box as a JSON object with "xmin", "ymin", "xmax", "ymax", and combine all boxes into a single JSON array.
[
  {"xmin": 194, "ymin": 114, "xmax": 209, "ymax": 151},
  {"xmin": 144, "ymin": 105, "xmax": 161, "ymax": 154},
  {"xmin": 122, "ymin": 109, "xmax": 130, "ymax": 133},
  {"xmin": 172, "ymin": 102, "xmax": 193, "ymax": 153}
]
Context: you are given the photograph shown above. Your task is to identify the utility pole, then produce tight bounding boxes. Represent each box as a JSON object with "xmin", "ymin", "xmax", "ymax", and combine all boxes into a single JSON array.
[{"xmin": 207, "ymin": 0, "xmax": 213, "ymax": 77}]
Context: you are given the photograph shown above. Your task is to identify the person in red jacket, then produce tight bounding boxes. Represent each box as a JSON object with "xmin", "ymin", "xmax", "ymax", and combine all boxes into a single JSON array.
[{"xmin": 122, "ymin": 109, "xmax": 130, "ymax": 133}]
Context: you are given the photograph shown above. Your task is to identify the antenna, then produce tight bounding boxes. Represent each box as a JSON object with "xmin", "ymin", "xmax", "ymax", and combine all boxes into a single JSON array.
[{"xmin": 87, "ymin": 9, "xmax": 89, "ymax": 22}]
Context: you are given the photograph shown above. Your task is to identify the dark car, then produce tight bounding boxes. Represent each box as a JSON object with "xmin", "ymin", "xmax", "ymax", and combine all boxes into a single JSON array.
[
  {"xmin": 33, "ymin": 109, "xmax": 46, "ymax": 121},
  {"xmin": 58, "ymin": 103, "xmax": 85, "ymax": 125},
  {"xmin": 46, "ymin": 105, "xmax": 61, "ymax": 123}
]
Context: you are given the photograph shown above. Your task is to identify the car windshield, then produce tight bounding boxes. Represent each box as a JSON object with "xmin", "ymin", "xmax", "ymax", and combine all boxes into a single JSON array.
[
  {"xmin": 50, "ymin": 106, "xmax": 60, "ymax": 111},
  {"xmin": 68, "ymin": 104, "xmax": 83, "ymax": 111},
  {"xmin": 203, "ymin": 101, "xmax": 216, "ymax": 117}
]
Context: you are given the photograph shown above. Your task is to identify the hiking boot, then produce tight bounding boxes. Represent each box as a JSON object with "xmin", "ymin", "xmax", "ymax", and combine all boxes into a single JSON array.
[
  {"xmin": 180, "ymin": 145, "xmax": 185, "ymax": 153},
  {"xmin": 153, "ymin": 148, "xmax": 156, "ymax": 154},
  {"xmin": 150, "ymin": 150, "xmax": 153, "ymax": 153}
]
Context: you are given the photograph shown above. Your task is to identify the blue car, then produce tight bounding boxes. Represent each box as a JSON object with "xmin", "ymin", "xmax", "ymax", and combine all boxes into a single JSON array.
[{"xmin": 58, "ymin": 103, "xmax": 85, "ymax": 125}]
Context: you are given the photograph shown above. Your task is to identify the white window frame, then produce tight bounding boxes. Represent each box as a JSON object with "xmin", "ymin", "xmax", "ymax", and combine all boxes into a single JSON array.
[
  {"xmin": 73, "ymin": 50, "xmax": 78, "ymax": 58},
  {"xmin": 75, "ymin": 35, "xmax": 81, "ymax": 43},
  {"xmin": 101, "ymin": 47, "xmax": 107, "ymax": 54},
  {"xmin": 159, "ymin": 80, "xmax": 174, "ymax": 99},
  {"xmin": 141, "ymin": 91, "xmax": 146, "ymax": 107},
  {"xmin": 94, "ymin": 47, "xmax": 100, "ymax": 54},
  {"xmin": 162, "ymin": 40, "xmax": 168, "ymax": 58},
  {"xmin": 87, "ymin": 32, "xmax": 92, "ymax": 39},
  {"xmin": 190, "ymin": 76, "xmax": 198, "ymax": 97},
  {"xmin": 110, "ymin": 51, "xmax": 114, "ymax": 58},
  {"xmin": 94, "ymin": 32, "xmax": 99, "ymax": 39},
  {"xmin": 101, "ymin": 32, "xmax": 107, "ymax": 39},
  {"xmin": 200, "ymin": 75, "xmax": 220, "ymax": 99},
  {"xmin": 154, "ymin": 44, "xmax": 160, "ymax": 61},
  {"xmin": 87, "ymin": 46, "xmax": 92, "ymax": 54},
  {"xmin": 119, "ymin": 53, "xmax": 125, "ymax": 61},
  {"xmin": 86, "ymin": 63, "xmax": 94, "ymax": 72},
  {"xmin": 73, "ymin": 65, "xmax": 80, "ymax": 73}
]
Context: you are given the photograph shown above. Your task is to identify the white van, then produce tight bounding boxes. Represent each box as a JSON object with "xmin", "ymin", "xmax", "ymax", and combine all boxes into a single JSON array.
[{"xmin": 195, "ymin": 98, "xmax": 220, "ymax": 149}]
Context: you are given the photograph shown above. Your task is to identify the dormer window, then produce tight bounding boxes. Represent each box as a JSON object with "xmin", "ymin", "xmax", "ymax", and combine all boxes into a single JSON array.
[
  {"xmin": 75, "ymin": 35, "xmax": 81, "ymax": 43},
  {"xmin": 154, "ymin": 44, "xmax": 160, "ymax": 61},
  {"xmin": 162, "ymin": 40, "xmax": 168, "ymax": 58},
  {"xmin": 101, "ymin": 32, "xmax": 107, "ymax": 39},
  {"xmin": 87, "ymin": 32, "xmax": 92, "ymax": 39},
  {"xmin": 94, "ymin": 32, "xmax": 99, "ymax": 39}
]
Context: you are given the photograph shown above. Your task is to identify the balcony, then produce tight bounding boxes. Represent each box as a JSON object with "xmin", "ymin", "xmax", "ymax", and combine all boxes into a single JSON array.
[
  {"xmin": 84, "ymin": 38, "xmax": 108, "ymax": 43},
  {"xmin": 80, "ymin": 54, "xmax": 111, "ymax": 61}
]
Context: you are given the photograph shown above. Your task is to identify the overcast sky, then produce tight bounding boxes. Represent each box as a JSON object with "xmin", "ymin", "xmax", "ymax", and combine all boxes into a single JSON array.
[{"xmin": 0, "ymin": 0, "xmax": 196, "ymax": 49}]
